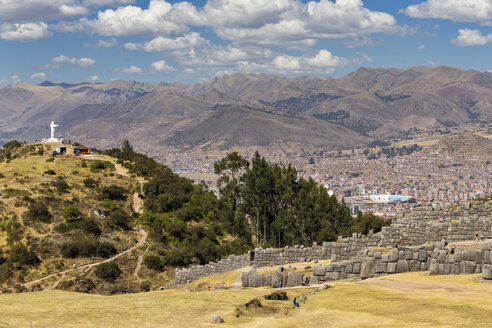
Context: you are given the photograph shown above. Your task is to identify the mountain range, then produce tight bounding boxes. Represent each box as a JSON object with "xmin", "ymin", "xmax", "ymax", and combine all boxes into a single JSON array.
[{"xmin": 0, "ymin": 66, "xmax": 490, "ymax": 155}]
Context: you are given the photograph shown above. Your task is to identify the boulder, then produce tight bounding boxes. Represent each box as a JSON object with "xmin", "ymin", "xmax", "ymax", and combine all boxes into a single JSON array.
[
  {"xmin": 387, "ymin": 262, "xmax": 397, "ymax": 273},
  {"xmin": 213, "ymin": 315, "xmax": 224, "ymax": 323},
  {"xmin": 272, "ymin": 271, "xmax": 283, "ymax": 288},
  {"xmin": 287, "ymin": 272, "xmax": 303, "ymax": 287},
  {"xmin": 313, "ymin": 265, "xmax": 327, "ymax": 277},
  {"xmin": 483, "ymin": 264, "xmax": 492, "ymax": 280},
  {"xmin": 241, "ymin": 272, "xmax": 250, "ymax": 287},
  {"xmin": 353, "ymin": 262, "xmax": 361, "ymax": 274},
  {"xmin": 360, "ymin": 258, "xmax": 376, "ymax": 279},
  {"xmin": 264, "ymin": 274, "xmax": 272, "ymax": 286},
  {"xmin": 397, "ymin": 260, "xmax": 408, "ymax": 273},
  {"xmin": 248, "ymin": 270, "xmax": 264, "ymax": 287}
]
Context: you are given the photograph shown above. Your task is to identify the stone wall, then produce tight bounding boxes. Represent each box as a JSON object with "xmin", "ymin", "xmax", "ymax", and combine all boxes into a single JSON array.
[
  {"xmin": 175, "ymin": 254, "xmax": 249, "ymax": 285},
  {"xmin": 312, "ymin": 242, "xmax": 492, "ymax": 282},
  {"xmin": 175, "ymin": 201, "xmax": 492, "ymax": 285},
  {"xmin": 240, "ymin": 242, "xmax": 492, "ymax": 289}
]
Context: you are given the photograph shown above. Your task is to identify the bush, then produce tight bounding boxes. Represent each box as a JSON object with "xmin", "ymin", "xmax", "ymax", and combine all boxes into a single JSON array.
[
  {"xmin": 83, "ymin": 177, "xmax": 98, "ymax": 188},
  {"xmin": 143, "ymin": 255, "xmax": 164, "ymax": 271},
  {"xmin": 0, "ymin": 262, "xmax": 12, "ymax": 283},
  {"xmin": 55, "ymin": 218, "xmax": 101, "ymax": 236},
  {"xmin": 60, "ymin": 240, "xmax": 116, "ymax": 258},
  {"xmin": 106, "ymin": 208, "xmax": 131, "ymax": 230},
  {"xmin": 24, "ymin": 199, "xmax": 52, "ymax": 223},
  {"xmin": 8, "ymin": 243, "xmax": 40, "ymax": 266},
  {"xmin": 95, "ymin": 261, "xmax": 121, "ymax": 282},
  {"xmin": 100, "ymin": 185, "xmax": 127, "ymax": 200},
  {"xmin": 51, "ymin": 177, "xmax": 70, "ymax": 193},
  {"xmin": 43, "ymin": 169, "xmax": 56, "ymax": 175},
  {"xmin": 90, "ymin": 160, "xmax": 114, "ymax": 173},
  {"xmin": 45, "ymin": 158, "xmax": 54, "ymax": 163},
  {"xmin": 62, "ymin": 205, "xmax": 82, "ymax": 221}
]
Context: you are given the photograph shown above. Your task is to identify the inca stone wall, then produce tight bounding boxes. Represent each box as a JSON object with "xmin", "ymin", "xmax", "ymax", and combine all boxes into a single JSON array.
[
  {"xmin": 175, "ymin": 254, "xmax": 249, "ymax": 285},
  {"xmin": 175, "ymin": 201, "xmax": 492, "ymax": 285}
]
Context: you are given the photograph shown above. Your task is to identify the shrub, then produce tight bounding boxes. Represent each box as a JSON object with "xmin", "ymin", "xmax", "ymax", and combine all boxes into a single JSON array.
[
  {"xmin": 143, "ymin": 255, "xmax": 164, "ymax": 271},
  {"xmin": 60, "ymin": 240, "xmax": 116, "ymax": 258},
  {"xmin": 51, "ymin": 177, "xmax": 70, "ymax": 193},
  {"xmin": 0, "ymin": 173, "xmax": 4, "ymax": 178},
  {"xmin": 0, "ymin": 262, "xmax": 12, "ymax": 283},
  {"xmin": 106, "ymin": 208, "xmax": 131, "ymax": 230},
  {"xmin": 100, "ymin": 185, "xmax": 126, "ymax": 200},
  {"xmin": 8, "ymin": 243, "xmax": 40, "ymax": 266},
  {"xmin": 24, "ymin": 199, "xmax": 52, "ymax": 223},
  {"xmin": 95, "ymin": 261, "xmax": 121, "ymax": 282},
  {"xmin": 83, "ymin": 177, "xmax": 98, "ymax": 188},
  {"xmin": 62, "ymin": 205, "xmax": 82, "ymax": 221},
  {"xmin": 90, "ymin": 160, "xmax": 114, "ymax": 173},
  {"xmin": 45, "ymin": 157, "xmax": 54, "ymax": 163},
  {"xmin": 43, "ymin": 169, "xmax": 56, "ymax": 175}
]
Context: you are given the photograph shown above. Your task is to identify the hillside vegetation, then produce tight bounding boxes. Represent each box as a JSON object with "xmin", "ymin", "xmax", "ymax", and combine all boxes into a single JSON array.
[{"xmin": 0, "ymin": 141, "xmax": 388, "ymax": 294}]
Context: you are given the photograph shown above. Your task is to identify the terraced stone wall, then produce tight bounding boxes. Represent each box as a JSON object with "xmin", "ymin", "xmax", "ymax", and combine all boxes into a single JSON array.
[{"xmin": 175, "ymin": 201, "xmax": 492, "ymax": 285}]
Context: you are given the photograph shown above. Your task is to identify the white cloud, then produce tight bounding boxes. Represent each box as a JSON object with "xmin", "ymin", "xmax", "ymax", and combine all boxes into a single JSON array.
[
  {"xmin": 81, "ymin": 0, "xmax": 135, "ymax": 5},
  {"xmin": 417, "ymin": 44, "xmax": 425, "ymax": 50},
  {"xmin": 115, "ymin": 65, "xmax": 142, "ymax": 74},
  {"xmin": 403, "ymin": 0, "xmax": 492, "ymax": 25},
  {"xmin": 84, "ymin": 37, "xmax": 119, "ymax": 48},
  {"xmin": 304, "ymin": 49, "xmax": 342, "ymax": 67},
  {"xmin": 88, "ymin": 75, "xmax": 100, "ymax": 81},
  {"xmin": 273, "ymin": 54, "xmax": 301, "ymax": 70},
  {"xmin": 10, "ymin": 74, "xmax": 20, "ymax": 82},
  {"xmin": 51, "ymin": 55, "xmax": 96, "ymax": 66},
  {"xmin": 58, "ymin": 0, "xmax": 194, "ymax": 36},
  {"xmin": 344, "ymin": 36, "xmax": 379, "ymax": 48},
  {"xmin": 57, "ymin": 0, "xmax": 400, "ymax": 48},
  {"xmin": 0, "ymin": 1, "xmax": 88, "ymax": 23},
  {"xmin": 0, "ymin": 22, "xmax": 51, "ymax": 41},
  {"xmin": 212, "ymin": 0, "xmax": 398, "ymax": 47},
  {"xmin": 30, "ymin": 72, "xmax": 47, "ymax": 80},
  {"xmin": 125, "ymin": 32, "xmax": 206, "ymax": 52},
  {"xmin": 151, "ymin": 60, "xmax": 175, "ymax": 72},
  {"xmin": 451, "ymin": 28, "xmax": 492, "ymax": 46}
]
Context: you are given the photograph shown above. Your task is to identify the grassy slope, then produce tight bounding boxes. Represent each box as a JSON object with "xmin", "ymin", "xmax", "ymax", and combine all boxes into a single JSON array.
[
  {"xmin": 0, "ymin": 271, "xmax": 491, "ymax": 327},
  {"xmin": 0, "ymin": 149, "xmax": 158, "ymax": 289}
]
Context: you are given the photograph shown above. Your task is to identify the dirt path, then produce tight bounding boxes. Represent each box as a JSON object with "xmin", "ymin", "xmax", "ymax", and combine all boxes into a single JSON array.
[
  {"xmin": 133, "ymin": 245, "xmax": 150, "ymax": 283},
  {"xmin": 133, "ymin": 192, "xmax": 143, "ymax": 215},
  {"xmin": 23, "ymin": 229, "xmax": 148, "ymax": 288}
]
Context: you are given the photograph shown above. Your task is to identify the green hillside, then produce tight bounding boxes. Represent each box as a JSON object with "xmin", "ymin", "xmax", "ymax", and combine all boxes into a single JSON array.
[{"xmin": 0, "ymin": 141, "xmax": 250, "ymax": 294}]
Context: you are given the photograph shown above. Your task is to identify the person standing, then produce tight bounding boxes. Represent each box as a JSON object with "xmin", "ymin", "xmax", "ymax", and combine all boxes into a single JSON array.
[
  {"xmin": 481, "ymin": 232, "xmax": 486, "ymax": 241},
  {"xmin": 476, "ymin": 232, "xmax": 479, "ymax": 241}
]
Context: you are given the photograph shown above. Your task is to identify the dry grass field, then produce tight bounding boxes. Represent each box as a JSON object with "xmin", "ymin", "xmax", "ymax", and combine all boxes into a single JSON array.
[{"xmin": 1, "ymin": 271, "xmax": 491, "ymax": 328}]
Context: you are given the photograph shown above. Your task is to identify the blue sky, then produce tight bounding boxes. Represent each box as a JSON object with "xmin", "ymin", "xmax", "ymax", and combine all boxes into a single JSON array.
[{"xmin": 0, "ymin": 0, "xmax": 491, "ymax": 85}]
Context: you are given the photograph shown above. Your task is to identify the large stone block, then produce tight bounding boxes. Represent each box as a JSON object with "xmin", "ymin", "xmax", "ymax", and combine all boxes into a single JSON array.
[
  {"xmin": 464, "ymin": 261, "xmax": 476, "ymax": 274},
  {"xmin": 450, "ymin": 263, "xmax": 460, "ymax": 275},
  {"xmin": 287, "ymin": 271, "xmax": 303, "ymax": 287},
  {"xmin": 389, "ymin": 249, "xmax": 398, "ymax": 262},
  {"xmin": 313, "ymin": 265, "xmax": 327, "ymax": 277},
  {"xmin": 419, "ymin": 249, "xmax": 427, "ymax": 262},
  {"xmin": 272, "ymin": 271, "xmax": 283, "ymax": 287},
  {"xmin": 360, "ymin": 258, "xmax": 376, "ymax": 279},
  {"xmin": 409, "ymin": 260, "xmax": 420, "ymax": 272},
  {"xmin": 483, "ymin": 264, "xmax": 492, "ymax": 280},
  {"xmin": 397, "ymin": 260, "xmax": 409, "ymax": 273},
  {"xmin": 241, "ymin": 271, "xmax": 250, "ymax": 287},
  {"xmin": 249, "ymin": 270, "xmax": 264, "ymax": 287},
  {"xmin": 264, "ymin": 274, "xmax": 272, "ymax": 286},
  {"xmin": 387, "ymin": 262, "xmax": 397, "ymax": 273},
  {"xmin": 325, "ymin": 271, "xmax": 340, "ymax": 280},
  {"xmin": 437, "ymin": 250, "xmax": 447, "ymax": 263},
  {"xmin": 353, "ymin": 262, "xmax": 361, "ymax": 274},
  {"xmin": 375, "ymin": 260, "xmax": 386, "ymax": 273}
]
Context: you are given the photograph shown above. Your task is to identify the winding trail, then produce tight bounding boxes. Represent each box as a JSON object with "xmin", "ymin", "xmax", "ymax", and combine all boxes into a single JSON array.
[
  {"xmin": 133, "ymin": 245, "xmax": 150, "ymax": 283},
  {"xmin": 23, "ymin": 229, "xmax": 148, "ymax": 288}
]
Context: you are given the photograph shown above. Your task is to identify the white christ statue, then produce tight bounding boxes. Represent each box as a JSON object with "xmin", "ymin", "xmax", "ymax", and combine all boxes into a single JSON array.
[{"xmin": 50, "ymin": 121, "xmax": 59, "ymax": 139}]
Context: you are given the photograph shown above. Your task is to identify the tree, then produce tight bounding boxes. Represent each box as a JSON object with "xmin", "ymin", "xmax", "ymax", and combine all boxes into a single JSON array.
[
  {"xmin": 95, "ymin": 261, "xmax": 121, "ymax": 282},
  {"xmin": 214, "ymin": 152, "xmax": 249, "ymax": 211}
]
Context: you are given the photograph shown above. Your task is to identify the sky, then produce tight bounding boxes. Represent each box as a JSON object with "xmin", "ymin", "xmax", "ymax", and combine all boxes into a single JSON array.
[{"xmin": 0, "ymin": 0, "xmax": 491, "ymax": 85}]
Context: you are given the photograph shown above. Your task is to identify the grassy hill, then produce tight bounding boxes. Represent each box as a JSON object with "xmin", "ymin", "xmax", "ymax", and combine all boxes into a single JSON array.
[{"xmin": 0, "ymin": 142, "xmax": 250, "ymax": 294}]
